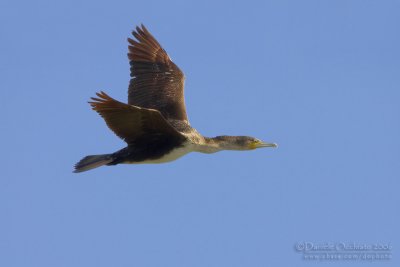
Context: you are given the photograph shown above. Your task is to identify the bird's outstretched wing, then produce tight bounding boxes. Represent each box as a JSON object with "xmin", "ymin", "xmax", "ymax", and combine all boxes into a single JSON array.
[
  {"xmin": 127, "ymin": 24, "xmax": 188, "ymax": 123},
  {"xmin": 89, "ymin": 91, "xmax": 185, "ymax": 145}
]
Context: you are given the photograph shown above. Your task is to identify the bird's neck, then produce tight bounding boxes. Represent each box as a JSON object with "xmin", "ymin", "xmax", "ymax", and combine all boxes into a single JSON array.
[{"xmin": 193, "ymin": 136, "xmax": 238, "ymax": 153}]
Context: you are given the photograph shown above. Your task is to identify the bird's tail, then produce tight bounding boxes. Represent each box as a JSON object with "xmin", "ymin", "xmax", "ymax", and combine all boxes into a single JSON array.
[{"xmin": 74, "ymin": 154, "xmax": 114, "ymax": 173}]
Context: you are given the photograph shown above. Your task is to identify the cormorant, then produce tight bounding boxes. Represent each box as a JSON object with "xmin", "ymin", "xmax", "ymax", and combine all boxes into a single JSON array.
[{"xmin": 74, "ymin": 25, "xmax": 277, "ymax": 173}]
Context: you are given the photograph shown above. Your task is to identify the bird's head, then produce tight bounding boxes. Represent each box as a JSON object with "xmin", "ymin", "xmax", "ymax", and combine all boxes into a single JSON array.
[{"xmin": 213, "ymin": 136, "xmax": 278, "ymax": 151}]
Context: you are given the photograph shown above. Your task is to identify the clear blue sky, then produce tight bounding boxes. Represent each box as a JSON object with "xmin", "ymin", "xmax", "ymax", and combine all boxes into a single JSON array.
[{"xmin": 1, "ymin": 0, "xmax": 399, "ymax": 266}]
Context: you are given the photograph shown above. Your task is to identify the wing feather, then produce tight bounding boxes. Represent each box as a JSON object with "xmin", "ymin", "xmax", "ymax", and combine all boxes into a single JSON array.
[
  {"xmin": 89, "ymin": 91, "xmax": 184, "ymax": 144},
  {"xmin": 127, "ymin": 24, "xmax": 188, "ymax": 122}
]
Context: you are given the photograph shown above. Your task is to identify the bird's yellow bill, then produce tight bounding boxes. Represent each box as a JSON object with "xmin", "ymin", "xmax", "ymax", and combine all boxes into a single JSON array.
[{"xmin": 249, "ymin": 141, "xmax": 278, "ymax": 149}]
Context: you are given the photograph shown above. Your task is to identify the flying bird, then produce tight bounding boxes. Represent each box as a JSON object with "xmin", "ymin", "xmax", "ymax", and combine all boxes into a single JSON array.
[{"xmin": 74, "ymin": 25, "xmax": 277, "ymax": 173}]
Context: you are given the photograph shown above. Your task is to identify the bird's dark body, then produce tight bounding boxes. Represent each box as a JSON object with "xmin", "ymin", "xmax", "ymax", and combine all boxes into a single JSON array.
[{"xmin": 108, "ymin": 133, "xmax": 186, "ymax": 164}]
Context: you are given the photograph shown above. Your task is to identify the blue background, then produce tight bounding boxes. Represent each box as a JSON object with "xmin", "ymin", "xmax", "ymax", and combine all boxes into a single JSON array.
[{"xmin": 1, "ymin": 0, "xmax": 399, "ymax": 266}]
